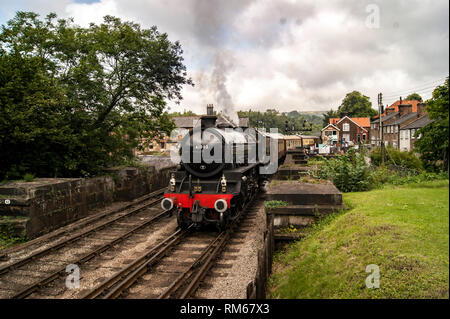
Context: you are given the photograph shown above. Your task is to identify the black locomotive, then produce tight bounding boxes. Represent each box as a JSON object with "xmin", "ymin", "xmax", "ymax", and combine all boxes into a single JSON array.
[{"xmin": 161, "ymin": 105, "xmax": 286, "ymax": 229}]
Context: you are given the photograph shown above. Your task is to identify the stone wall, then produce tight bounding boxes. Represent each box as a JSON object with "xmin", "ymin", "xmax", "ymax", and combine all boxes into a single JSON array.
[{"xmin": 0, "ymin": 164, "xmax": 175, "ymax": 239}]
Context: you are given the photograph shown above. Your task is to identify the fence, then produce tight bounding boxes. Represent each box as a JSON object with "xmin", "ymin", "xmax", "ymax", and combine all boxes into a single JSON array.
[{"xmin": 246, "ymin": 211, "xmax": 274, "ymax": 299}]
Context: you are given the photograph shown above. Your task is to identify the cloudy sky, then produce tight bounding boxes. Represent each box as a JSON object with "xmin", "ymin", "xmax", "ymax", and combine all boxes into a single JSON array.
[{"xmin": 1, "ymin": 0, "xmax": 448, "ymax": 117}]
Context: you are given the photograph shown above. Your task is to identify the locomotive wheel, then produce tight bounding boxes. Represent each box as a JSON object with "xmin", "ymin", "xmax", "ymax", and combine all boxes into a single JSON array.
[{"xmin": 216, "ymin": 212, "xmax": 228, "ymax": 232}]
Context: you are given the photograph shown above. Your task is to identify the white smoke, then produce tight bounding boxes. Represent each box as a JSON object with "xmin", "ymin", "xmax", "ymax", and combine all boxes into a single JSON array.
[{"xmin": 211, "ymin": 50, "xmax": 239, "ymax": 125}]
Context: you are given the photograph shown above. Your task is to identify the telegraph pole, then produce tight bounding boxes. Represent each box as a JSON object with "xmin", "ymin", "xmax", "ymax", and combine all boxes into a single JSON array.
[{"xmin": 378, "ymin": 93, "xmax": 385, "ymax": 165}]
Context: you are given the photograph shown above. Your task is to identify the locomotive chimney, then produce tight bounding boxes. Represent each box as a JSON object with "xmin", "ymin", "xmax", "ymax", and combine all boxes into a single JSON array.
[
  {"xmin": 201, "ymin": 104, "xmax": 217, "ymax": 129},
  {"xmin": 207, "ymin": 104, "xmax": 214, "ymax": 115}
]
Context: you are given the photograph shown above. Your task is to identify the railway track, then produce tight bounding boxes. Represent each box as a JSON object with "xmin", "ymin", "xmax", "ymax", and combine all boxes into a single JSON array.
[
  {"xmin": 81, "ymin": 196, "xmax": 261, "ymax": 299},
  {"xmin": 0, "ymin": 188, "xmax": 169, "ymax": 299}
]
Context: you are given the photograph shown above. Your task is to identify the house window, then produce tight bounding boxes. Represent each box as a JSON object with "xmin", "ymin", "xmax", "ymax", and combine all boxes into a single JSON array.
[
  {"xmin": 411, "ymin": 129, "xmax": 416, "ymax": 137},
  {"xmin": 343, "ymin": 123, "xmax": 350, "ymax": 131},
  {"xmin": 332, "ymin": 131, "xmax": 337, "ymax": 135},
  {"xmin": 394, "ymin": 126, "xmax": 398, "ymax": 133},
  {"xmin": 160, "ymin": 142, "xmax": 165, "ymax": 149},
  {"xmin": 363, "ymin": 134, "xmax": 366, "ymax": 141}
]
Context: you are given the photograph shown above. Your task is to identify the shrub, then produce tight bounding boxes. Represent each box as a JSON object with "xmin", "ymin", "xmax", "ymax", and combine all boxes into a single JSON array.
[
  {"xmin": 23, "ymin": 173, "xmax": 35, "ymax": 182},
  {"xmin": 370, "ymin": 146, "xmax": 423, "ymax": 171},
  {"xmin": 265, "ymin": 200, "xmax": 289, "ymax": 209},
  {"xmin": 317, "ymin": 149, "xmax": 373, "ymax": 192}
]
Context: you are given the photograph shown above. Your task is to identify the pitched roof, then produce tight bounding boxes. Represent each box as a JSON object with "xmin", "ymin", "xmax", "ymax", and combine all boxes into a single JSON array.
[
  {"xmin": 283, "ymin": 135, "xmax": 302, "ymax": 140},
  {"xmin": 336, "ymin": 116, "xmax": 369, "ymax": 131},
  {"xmin": 330, "ymin": 117, "xmax": 370, "ymax": 127},
  {"xmin": 370, "ymin": 111, "xmax": 399, "ymax": 124},
  {"xmin": 351, "ymin": 117, "xmax": 370, "ymax": 127},
  {"xmin": 388, "ymin": 100, "xmax": 421, "ymax": 113},
  {"xmin": 373, "ymin": 100, "xmax": 422, "ymax": 119},
  {"xmin": 322, "ymin": 123, "xmax": 340, "ymax": 131},
  {"xmin": 329, "ymin": 118, "xmax": 340, "ymax": 125},
  {"xmin": 401, "ymin": 114, "xmax": 433, "ymax": 130},
  {"xmin": 389, "ymin": 112, "xmax": 419, "ymax": 126},
  {"xmin": 172, "ymin": 116, "xmax": 200, "ymax": 128}
]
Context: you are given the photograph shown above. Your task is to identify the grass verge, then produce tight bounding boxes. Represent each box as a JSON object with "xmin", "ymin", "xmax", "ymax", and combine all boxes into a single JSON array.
[{"xmin": 268, "ymin": 180, "xmax": 449, "ymax": 299}]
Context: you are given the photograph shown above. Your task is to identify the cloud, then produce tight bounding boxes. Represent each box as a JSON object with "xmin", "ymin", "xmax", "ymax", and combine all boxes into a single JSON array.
[{"xmin": 1, "ymin": 0, "xmax": 448, "ymax": 114}]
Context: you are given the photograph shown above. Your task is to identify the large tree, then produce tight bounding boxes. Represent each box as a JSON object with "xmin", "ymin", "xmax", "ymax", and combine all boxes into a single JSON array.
[
  {"xmin": 337, "ymin": 91, "xmax": 377, "ymax": 118},
  {"xmin": 414, "ymin": 78, "xmax": 449, "ymax": 172},
  {"xmin": 0, "ymin": 12, "xmax": 191, "ymax": 179}
]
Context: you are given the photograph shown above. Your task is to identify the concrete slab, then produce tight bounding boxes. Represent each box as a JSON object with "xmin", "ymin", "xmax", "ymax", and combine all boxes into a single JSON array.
[
  {"xmin": 266, "ymin": 182, "xmax": 342, "ymax": 205},
  {"xmin": 269, "ymin": 204, "xmax": 345, "ymax": 216}
]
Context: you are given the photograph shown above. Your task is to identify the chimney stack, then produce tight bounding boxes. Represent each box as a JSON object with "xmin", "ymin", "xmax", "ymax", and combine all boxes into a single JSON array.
[
  {"xmin": 398, "ymin": 104, "xmax": 412, "ymax": 116},
  {"xmin": 417, "ymin": 102, "xmax": 427, "ymax": 115},
  {"xmin": 206, "ymin": 104, "xmax": 214, "ymax": 115},
  {"xmin": 201, "ymin": 104, "xmax": 217, "ymax": 129},
  {"xmin": 386, "ymin": 107, "xmax": 396, "ymax": 115}
]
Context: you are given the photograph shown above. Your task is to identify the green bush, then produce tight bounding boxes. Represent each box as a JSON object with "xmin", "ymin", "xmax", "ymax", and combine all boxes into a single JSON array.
[
  {"xmin": 370, "ymin": 146, "xmax": 423, "ymax": 171},
  {"xmin": 265, "ymin": 200, "xmax": 289, "ymax": 209},
  {"xmin": 318, "ymin": 148, "xmax": 447, "ymax": 192},
  {"xmin": 23, "ymin": 173, "xmax": 35, "ymax": 182},
  {"xmin": 372, "ymin": 168, "xmax": 448, "ymax": 187},
  {"xmin": 317, "ymin": 149, "xmax": 373, "ymax": 192}
]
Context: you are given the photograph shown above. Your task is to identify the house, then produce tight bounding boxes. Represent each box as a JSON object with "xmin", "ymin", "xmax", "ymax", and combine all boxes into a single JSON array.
[
  {"xmin": 322, "ymin": 116, "xmax": 370, "ymax": 146},
  {"xmin": 321, "ymin": 124, "xmax": 340, "ymax": 145},
  {"xmin": 370, "ymin": 100, "xmax": 427, "ymax": 149},
  {"xmin": 399, "ymin": 114, "xmax": 433, "ymax": 151},
  {"xmin": 370, "ymin": 110, "xmax": 399, "ymax": 146}
]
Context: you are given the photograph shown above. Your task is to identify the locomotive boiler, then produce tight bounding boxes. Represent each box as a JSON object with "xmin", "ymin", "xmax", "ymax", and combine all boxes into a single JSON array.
[{"xmin": 161, "ymin": 106, "xmax": 286, "ymax": 229}]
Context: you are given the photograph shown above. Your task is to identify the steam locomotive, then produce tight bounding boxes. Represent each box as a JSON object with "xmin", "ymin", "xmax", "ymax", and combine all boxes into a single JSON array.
[{"xmin": 161, "ymin": 106, "xmax": 286, "ymax": 229}]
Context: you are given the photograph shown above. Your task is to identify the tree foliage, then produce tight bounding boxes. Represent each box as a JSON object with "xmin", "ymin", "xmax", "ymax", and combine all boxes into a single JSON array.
[
  {"xmin": 405, "ymin": 93, "xmax": 423, "ymax": 102},
  {"xmin": 370, "ymin": 146, "xmax": 423, "ymax": 171},
  {"xmin": 237, "ymin": 109, "xmax": 322, "ymax": 134},
  {"xmin": 337, "ymin": 91, "xmax": 377, "ymax": 118},
  {"xmin": 322, "ymin": 109, "xmax": 339, "ymax": 127},
  {"xmin": 414, "ymin": 78, "xmax": 449, "ymax": 172},
  {"xmin": 0, "ymin": 12, "xmax": 191, "ymax": 179}
]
